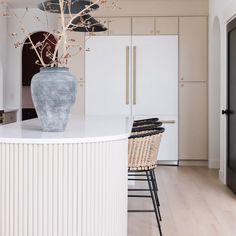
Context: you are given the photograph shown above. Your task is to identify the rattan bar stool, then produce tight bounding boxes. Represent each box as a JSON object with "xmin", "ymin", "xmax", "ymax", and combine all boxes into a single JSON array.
[
  {"xmin": 130, "ymin": 124, "xmax": 164, "ymax": 214},
  {"xmin": 128, "ymin": 128, "xmax": 164, "ymax": 236}
]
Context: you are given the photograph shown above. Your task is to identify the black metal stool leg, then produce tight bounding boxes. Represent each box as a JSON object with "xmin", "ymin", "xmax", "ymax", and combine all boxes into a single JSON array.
[
  {"xmin": 151, "ymin": 169, "xmax": 159, "ymax": 191},
  {"xmin": 146, "ymin": 171, "xmax": 162, "ymax": 236},
  {"xmin": 150, "ymin": 170, "xmax": 162, "ymax": 221}
]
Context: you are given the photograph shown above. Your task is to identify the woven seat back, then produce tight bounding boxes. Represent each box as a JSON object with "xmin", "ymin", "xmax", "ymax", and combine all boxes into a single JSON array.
[{"xmin": 128, "ymin": 133, "xmax": 162, "ymax": 171}]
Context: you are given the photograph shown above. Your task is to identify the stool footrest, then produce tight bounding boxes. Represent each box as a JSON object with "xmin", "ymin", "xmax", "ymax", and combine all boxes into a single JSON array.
[
  {"xmin": 128, "ymin": 188, "xmax": 156, "ymax": 191},
  {"xmin": 128, "ymin": 178, "xmax": 148, "ymax": 181},
  {"xmin": 128, "ymin": 174, "xmax": 150, "ymax": 176},
  {"xmin": 128, "ymin": 195, "xmax": 151, "ymax": 198},
  {"xmin": 128, "ymin": 210, "xmax": 155, "ymax": 213}
]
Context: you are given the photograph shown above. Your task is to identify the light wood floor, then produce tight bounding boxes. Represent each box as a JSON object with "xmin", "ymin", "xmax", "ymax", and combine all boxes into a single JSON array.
[{"xmin": 128, "ymin": 166, "xmax": 236, "ymax": 236}]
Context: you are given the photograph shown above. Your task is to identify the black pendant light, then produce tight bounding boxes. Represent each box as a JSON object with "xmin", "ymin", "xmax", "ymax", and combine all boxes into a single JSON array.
[
  {"xmin": 38, "ymin": 0, "xmax": 99, "ymax": 14},
  {"xmin": 69, "ymin": 14, "xmax": 107, "ymax": 32}
]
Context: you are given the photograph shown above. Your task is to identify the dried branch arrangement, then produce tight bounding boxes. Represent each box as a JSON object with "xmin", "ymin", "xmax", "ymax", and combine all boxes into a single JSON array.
[{"xmin": 1, "ymin": 0, "xmax": 119, "ymax": 67}]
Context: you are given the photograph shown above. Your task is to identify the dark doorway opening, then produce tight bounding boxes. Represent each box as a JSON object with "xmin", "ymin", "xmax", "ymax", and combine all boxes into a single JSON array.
[
  {"xmin": 226, "ymin": 17, "xmax": 236, "ymax": 193},
  {"xmin": 21, "ymin": 31, "xmax": 57, "ymax": 120}
]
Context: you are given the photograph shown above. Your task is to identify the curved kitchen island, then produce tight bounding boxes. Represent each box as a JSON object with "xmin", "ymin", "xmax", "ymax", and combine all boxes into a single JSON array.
[{"xmin": 0, "ymin": 116, "xmax": 131, "ymax": 236}]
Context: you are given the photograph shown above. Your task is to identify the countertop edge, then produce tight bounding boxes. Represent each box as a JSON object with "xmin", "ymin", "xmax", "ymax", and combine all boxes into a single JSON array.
[{"xmin": 0, "ymin": 133, "xmax": 130, "ymax": 144}]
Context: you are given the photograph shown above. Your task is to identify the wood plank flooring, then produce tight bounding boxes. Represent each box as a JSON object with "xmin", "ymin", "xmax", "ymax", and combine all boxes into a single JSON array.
[{"xmin": 128, "ymin": 166, "xmax": 236, "ymax": 236}]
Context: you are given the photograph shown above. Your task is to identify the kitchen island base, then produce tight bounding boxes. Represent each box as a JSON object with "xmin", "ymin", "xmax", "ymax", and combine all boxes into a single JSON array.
[{"xmin": 0, "ymin": 116, "xmax": 130, "ymax": 236}]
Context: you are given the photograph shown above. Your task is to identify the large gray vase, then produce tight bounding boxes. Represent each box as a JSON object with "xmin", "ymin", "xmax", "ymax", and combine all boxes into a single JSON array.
[{"xmin": 31, "ymin": 67, "xmax": 77, "ymax": 132}]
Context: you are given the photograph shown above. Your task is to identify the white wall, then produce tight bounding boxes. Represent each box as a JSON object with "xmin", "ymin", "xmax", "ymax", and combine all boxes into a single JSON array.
[
  {"xmin": 5, "ymin": 8, "xmax": 58, "ymax": 118},
  {"xmin": 0, "ymin": 4, "xmax": 7, "ymax": 110},
  {"xmin": 209, "ymin": 0, "xmax": 236, "ymax": 183},
  {"xmin": 209, "ymin": 17, "xmax": 221, "ymax": 169}
]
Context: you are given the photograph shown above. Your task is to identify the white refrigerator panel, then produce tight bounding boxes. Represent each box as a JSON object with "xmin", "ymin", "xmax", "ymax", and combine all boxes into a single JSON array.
[
  {"xmin": 158, "ymin": 117, "xmax": 178, "ymax": 162},
  {"xmin": 132, "ymin": 36, "xmax": 178, "ymax": 117},
  {"xmin": 85, "ymin": 36, "xmax": 132, "ymax": 116}
]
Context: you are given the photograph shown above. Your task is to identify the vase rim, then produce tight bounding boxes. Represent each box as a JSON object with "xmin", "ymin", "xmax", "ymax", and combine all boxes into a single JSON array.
[{"xmin": 40, "ymin": 67, "xmax": 69, "ymax": 72}]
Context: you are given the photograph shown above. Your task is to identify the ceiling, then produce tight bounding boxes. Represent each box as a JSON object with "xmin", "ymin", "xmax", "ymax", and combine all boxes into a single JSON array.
[{"xmin": 6, "ymin": 0, "xmax": 208, "ymax": 8}]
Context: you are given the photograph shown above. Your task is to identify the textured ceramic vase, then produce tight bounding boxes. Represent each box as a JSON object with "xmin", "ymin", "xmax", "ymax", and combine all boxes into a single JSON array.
[{"xmin": 31, "ymin": 67, "xmax": 77, "ymax": 132}]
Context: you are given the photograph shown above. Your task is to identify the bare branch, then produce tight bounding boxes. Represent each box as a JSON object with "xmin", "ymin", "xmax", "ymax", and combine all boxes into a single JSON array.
[
  {"xmin": 65, "ymin": 0, "xmax": 101, "ymax": 30},
  {"xmin": 8, "ymin": 6, "xmax": 46, "ymax": 66},
  {"xmin": 5, "ymin": 0, "xmax": 115, "ymax": 67}
]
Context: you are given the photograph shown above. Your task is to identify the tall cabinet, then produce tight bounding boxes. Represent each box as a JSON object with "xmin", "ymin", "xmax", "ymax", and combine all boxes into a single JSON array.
[{"xmin": 179, "ymin": 17, "xmax": 208, "ymax": 161}]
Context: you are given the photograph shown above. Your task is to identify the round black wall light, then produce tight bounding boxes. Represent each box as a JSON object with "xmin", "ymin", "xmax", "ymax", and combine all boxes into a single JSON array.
[
  {"xmin": 69, "ymin": 14, "xmax": 107, "ymax": 32},
  {"xmin": 38, "ymin": 0, "xmax": 99, "ymax": 14}
]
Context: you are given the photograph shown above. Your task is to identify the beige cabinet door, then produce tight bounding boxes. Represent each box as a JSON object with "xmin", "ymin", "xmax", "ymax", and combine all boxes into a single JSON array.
[
  {"xmin": 132, "ymin": 17, "xmax": 155, "ymax": 35},
  {"xmin": 108, "ymin": 17, "xmax": 131, "ymax": 35},
  {"xmin": 155, "ymin": 17, "xmax": 178, "ymax": 35},
  {"xmin": 179, "ymin": 82, "xmax": 208, "ymax": 160},
  {"xmin": 179, "ymin": 17, "xmax": 208, "ymax": 82}
]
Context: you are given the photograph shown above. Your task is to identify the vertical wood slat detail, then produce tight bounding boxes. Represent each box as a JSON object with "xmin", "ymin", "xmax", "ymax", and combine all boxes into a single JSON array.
[{"xmin": 0, "ymin": 140, "xmax": 128, "ymax": 236}]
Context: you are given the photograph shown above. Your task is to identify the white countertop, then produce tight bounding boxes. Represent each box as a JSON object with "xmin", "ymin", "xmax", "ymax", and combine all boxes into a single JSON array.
[{"xmin": 0, "ymin": 115, "xmax": 132, "ymax": 144}]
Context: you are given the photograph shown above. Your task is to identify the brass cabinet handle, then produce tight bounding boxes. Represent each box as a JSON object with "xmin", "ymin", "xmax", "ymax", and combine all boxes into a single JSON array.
[
  {"xmin": 159, "ymin": 120, "xmax": 176, "ymax": 124},
  {"xmin": 133, "ymin": 46, "xmax": 137, "ymax": 105},
  {"xmin": 126, "ymin": 46, "xmax": 130, "ymax": 105}
]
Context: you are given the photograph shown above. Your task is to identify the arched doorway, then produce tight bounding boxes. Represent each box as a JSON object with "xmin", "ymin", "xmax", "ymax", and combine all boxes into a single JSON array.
[
  {"xmin": 21, "ymin": 31, "xmax": 57, "ymax": 120},
  {"xmin": 209, "ymin": 17, "xmax": 221, "ymax": 168}
]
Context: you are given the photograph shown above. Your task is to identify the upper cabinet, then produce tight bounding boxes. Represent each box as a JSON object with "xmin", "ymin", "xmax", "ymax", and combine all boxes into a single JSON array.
[
  {"xmin": 109, "ymin": 17, "xmax": 131, "ymax": 35},
  {"xmin": 132, "ymin": 17, "xmax": 155, "ymax": 35},
  {"xmin": 132, "ymin": 17, "xmax": 178, "ymax": 35},
  {"xmin": 179, "ymin": 17, "xmax": 208, "ymax": 82},
  {"xmin": 155, "ymin": 17, "xmax": 178, "ymax": 35}
]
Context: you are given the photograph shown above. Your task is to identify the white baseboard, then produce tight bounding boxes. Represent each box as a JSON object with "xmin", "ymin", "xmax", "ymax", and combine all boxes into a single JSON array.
[
  {"xmin": 208, "ymin": 159, "xmax": 220, "ymax": 169},
  {"xmin": 219, "ymin": 169, "xmax": 225, "ymax": 184},
  {"xmin": 179, "ymin": 160, "xmax": 208, "ymax": 167}
]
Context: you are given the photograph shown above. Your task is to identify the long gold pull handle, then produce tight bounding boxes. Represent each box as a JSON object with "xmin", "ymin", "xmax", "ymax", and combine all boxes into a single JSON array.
[
  {"xmin": 126, "ymin": 46, "xmax": 130, "ymax": 105},
  {"xmin": 159, "ymin": 120, "xmax": 176, "ymax": 124},
  {"xmin": 133, "ymin": 46, "xmax": 137, "ymax": 105}
]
